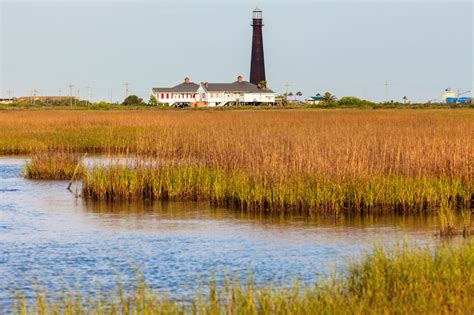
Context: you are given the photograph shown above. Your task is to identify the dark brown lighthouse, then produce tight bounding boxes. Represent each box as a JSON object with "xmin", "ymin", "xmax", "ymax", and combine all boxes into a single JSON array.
[{"xmin": 250, "ymin": 7, "xmax": 266, "ymax": 86}]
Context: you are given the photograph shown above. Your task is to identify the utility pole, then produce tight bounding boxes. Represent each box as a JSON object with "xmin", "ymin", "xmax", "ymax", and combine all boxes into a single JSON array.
[
  {"xmin": 32, "ymin": 89, "xmax": 38, "ymax": 105},
  {"xmin": 124, "ymin": 82, "xmax": 130, "ymax": 99},
  {"xmin": 384, "ymin": 81, "xmax": 390, "ymax": 102},
  {"xmin": 58, "ymin": 89, "xmax": 62, "ymax": 97},
  {"xmin": 7, "ymin": 90, "xmax": 13, "ymax": 99},
  {"xmin": 76, "ymin": 89, "xmax": 80, "ymax": 106},
  {"xmin": 284, "ymin": 83, "xmax": 290, "ymax": 97},
  {"xmin": 68, "ymin": 84, "xmax": 74, "ymax": 106},
  {"xmin": 85, "ymin": 85, "xmax": 91, "ymax": 104},
  {"xmin": 110, "ymin": 91, "xmax": 113, "ymax": 104}
]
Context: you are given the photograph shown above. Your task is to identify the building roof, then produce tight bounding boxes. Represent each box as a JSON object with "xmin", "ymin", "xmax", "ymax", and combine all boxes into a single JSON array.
[
  {"xmin": 307, "ymin": 96, "xmax": 323, "ymax": 101},
  {"xmin": 205, "ymin": 81, "xmax": 274, "ymax": 93},
  {"xmin": 152, "ymin": 82, "xmax": 200, "ymax": 93}
]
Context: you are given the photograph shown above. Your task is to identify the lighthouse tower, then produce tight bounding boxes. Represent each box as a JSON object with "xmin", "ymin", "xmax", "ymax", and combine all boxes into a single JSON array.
[{"xmin": 250, "ymin": 7, "xmax": 266, "ymax": 86}]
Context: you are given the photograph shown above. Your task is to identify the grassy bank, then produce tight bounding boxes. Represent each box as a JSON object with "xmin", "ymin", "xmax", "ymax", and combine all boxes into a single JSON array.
[
  {"xmin": 82, "ymin": 164, "xmax": 472, "ymax": 215},
  {"xmin": 13, "ymin": 241, "xmax": 474, "ymax": 314}
]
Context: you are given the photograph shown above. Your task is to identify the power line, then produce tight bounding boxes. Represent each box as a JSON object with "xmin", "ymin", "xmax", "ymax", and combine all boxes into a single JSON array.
[
  {"xmin": 76, "ymin": 89, "xmax": 80, "ymax": 106},
  {"xmin": 32, "ymin": 89, "xmax": 38, "ymax": 105},
  {"xmin": 384, "ymin": 81, "xmax": 390, "ymax": 102},
  {"xmin": 68, "ymin": 84, "xmax": 74, "ymax": 106},
  {"xmin": 284, "ymin": 82, "xmax": 290, "ymax": 97},
  {"xmin": 85, "ymin": 85, "xmax": 92, "ymax": 104}
]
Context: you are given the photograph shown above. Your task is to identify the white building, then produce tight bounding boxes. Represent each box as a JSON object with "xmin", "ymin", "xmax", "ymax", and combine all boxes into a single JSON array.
[
  {"xmin": 305, "ymin": 95, "xmax": 323, "ymax": 105},
  {"xmin": 152, "ymin": 76, "xmax": 275, "ymax": 107},
  {"xmin": 0, "ymin": 98, "xmax": 14, "ymax": 104},
  {"xmin": 441, "ymin": 88, "xmax": 456, "ymax": 103}
]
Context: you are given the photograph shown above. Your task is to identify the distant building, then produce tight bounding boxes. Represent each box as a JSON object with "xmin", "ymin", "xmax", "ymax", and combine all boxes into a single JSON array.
[
  {"xmin": 0, "ymin": 98, "xmax": 14, "ymax": 104},
  {"xmin": 152, "ymin": 77, "xmax": 200, "ymax": 106},
  {"xmin": 442, "ymin": 89, "xmax": 456, "ymax": 103},
  {"xmin": 457, "ymin": 97, "xmax": 473, "ymax": 104},
  {"xmin": 152, "ymin": 76, "xmax": 275, "ymax": 107},
  {"xmin": 306, "ymin": 95, "xmax": 324, "ymax": 105},
  {"xmin": 441, "ymin": 88, "xmax": 472, "ymax": 104},
  {"xmin": 151, "ymin": 8, "xmax": 276, "ymax": 107}
]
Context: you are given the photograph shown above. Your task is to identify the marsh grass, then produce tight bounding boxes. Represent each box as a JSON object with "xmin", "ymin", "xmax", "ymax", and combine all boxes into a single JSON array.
[
  {"xmin": 1, "ymin": 111, "xmax": 472, "ymax": 182},
  {"xmin": 4, "ymin": 110, "xmax": 473, "ymax": 219},
  {"xmin": 461, "ymin": 209, "xmax": 472, "ymax": 237},
  {"xmin": 24, "ymin": 151, "xmax": 86, "ymax": 180},
  {"xmin": 12, "ymin": 241, "xmax": 474, "ymax": 314},
  {"xmin": 438, "ymin": 199, "xmax": 457, "ymax": 236},
  {"xmin": 82, "ymin": 164, "xmax": 472, "ymax": 216}
]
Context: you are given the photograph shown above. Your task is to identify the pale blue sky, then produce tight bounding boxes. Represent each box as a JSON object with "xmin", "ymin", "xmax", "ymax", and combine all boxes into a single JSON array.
[{"xmin": 1, "ymin": 0, "xmax": 472, "ymax": 102}]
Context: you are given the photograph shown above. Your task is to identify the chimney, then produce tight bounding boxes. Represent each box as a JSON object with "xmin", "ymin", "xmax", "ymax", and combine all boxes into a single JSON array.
[
  {"xmin": 184, "ymin": 77, "xmax": 190, "ymax": 84},
  {"xmin": 237, "ymin": 75, "xmax": 243, "ymax": 83}
]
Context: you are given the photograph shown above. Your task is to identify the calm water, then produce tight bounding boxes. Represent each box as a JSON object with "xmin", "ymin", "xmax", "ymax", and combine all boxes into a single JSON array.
[{"xmin": 0, "ymin": 157, "xmax": 442, "ymax": 307}]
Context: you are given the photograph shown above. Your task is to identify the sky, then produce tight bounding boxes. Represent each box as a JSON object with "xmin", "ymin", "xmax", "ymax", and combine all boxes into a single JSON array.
[{"xmin": 1, "ymin": 0, "xmax": 472, "ymax": 103}]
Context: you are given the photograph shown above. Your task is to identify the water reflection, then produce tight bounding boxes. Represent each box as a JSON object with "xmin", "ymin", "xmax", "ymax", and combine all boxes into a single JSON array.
[{"xmin": 85, "ymin": 199, "xmax": 440, "ymax": 232}]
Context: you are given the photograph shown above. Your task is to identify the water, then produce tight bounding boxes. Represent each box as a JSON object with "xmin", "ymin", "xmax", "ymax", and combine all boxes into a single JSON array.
[{"xmin": 0, "ymin": 157, "xmax": 442, "ymax": 307}]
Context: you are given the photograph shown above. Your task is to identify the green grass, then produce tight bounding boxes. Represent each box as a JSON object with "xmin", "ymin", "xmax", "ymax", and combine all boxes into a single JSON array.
[
  {"xmin": 83, "ymin": 164, "xmax": 472, "ymax": 216},
  {"xmin": 12, "ymin": 241, "xmax": 474, "ymax": 314}
]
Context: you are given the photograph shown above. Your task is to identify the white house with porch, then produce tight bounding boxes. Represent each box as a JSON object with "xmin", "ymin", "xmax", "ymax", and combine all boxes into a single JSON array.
[{"xmin": 152, "ymin": 76, "xmax": 275, "ymax": 107}]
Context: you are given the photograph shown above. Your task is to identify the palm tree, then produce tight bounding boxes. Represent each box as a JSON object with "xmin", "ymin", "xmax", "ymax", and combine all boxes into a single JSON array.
[
  {"xmin": 288, "ymin": 92, "xmax": 294, "ymax": 99},
  {"xmin": 322, "ymin": 92, "xmax": 337, "ymax": 103},
  {"xmin": 257, "ymin": 80, "xmax": 267, "ymax": 89},
  {"xmin": 296, "ymin": 91, "xmax": 303, "ymax": 101},
  {"xmin": 403, "ymin": 96, "xmax": 408, "ymax": 104}
]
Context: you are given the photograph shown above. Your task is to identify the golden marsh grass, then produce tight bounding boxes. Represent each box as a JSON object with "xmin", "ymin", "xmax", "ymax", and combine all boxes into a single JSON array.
[
  {"xmin": 2, "ymin": 109, "xmax": 472, "ymax": 215},
  {"xmin": 0, "ymin": 109, "xmax": 472, "ymax": 181},
  {"xmin": 24, "ymin": 150, "xmax": 85, "ymax": 180}
]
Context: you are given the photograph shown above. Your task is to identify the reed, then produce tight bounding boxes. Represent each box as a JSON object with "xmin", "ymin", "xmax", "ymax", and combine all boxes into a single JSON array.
[
  {"xmin": 82, "ymin": 164, "xmax": 472, "ymax": 215},
  {"xmin": 461, "ymin": 208, "xmax": 472, "ymax": 237},
  {"xmin": 24, "ymin": 151, "xmax": 86, "ymax": 180},
  {"xmin": 12, "ymin": 241, "xmax": 474, "ymax": 314},
  {"xmin": 438, "ymin": 198, "xmax": 457, "ymax": 236}
]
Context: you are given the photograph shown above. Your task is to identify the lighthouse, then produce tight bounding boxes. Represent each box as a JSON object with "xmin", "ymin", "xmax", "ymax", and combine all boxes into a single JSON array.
[{"xmin": 250, "ymin": 7, "xmax": 266, "ymax": 87}]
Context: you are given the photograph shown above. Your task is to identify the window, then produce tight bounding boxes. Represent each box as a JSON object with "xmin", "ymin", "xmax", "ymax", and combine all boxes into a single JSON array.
[{"xmin": 161, "ymin": 93, "xmax": 164, "ymax": 99}]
